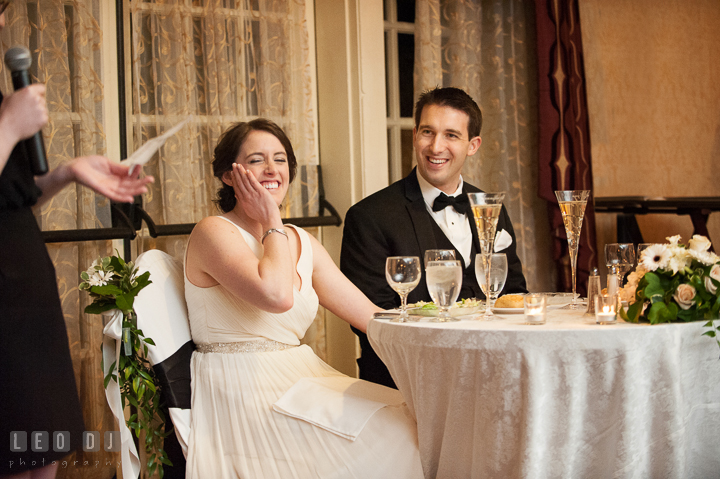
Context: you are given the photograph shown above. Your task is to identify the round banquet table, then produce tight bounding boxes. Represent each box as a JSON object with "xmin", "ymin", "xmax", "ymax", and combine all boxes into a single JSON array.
[{"xmin": 367, "ymin": 309, "xmax": 720, "ymax": 479}]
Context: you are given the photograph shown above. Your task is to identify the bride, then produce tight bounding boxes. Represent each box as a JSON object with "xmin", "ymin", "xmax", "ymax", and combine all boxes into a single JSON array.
[{"xmin": 183, "ymin": 119, "xmax": 423, "ymax": 478}]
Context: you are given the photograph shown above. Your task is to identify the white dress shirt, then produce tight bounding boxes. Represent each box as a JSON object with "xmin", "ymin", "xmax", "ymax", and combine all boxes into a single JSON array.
[{"xmin": 416, "ymin": 173, "xmax": 473, "ymax": 267}]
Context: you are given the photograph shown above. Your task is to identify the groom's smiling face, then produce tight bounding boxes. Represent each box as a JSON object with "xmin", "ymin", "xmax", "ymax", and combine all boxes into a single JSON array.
[{"xmin": 413, "ymin": 104, "xmax": 481, "ymax": 195}]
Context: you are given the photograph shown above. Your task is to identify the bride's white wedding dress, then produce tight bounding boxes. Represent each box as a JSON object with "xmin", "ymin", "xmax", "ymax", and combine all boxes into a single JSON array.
[{"xmin": 185, "ymin": 218, "xmax": 423, "ymax": 478}]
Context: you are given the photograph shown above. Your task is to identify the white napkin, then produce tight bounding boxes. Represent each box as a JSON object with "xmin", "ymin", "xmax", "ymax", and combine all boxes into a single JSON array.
[
  {"xmin": 273, "ymin": 377, "xmax": 405, "ymax": 441},
  {"xmin": 122, "ymin": 116, "xmax": 192, "ymax": 175},
  {"xmin": 494, "ymin": 229, "xmax": 513, "ymax": 252}
]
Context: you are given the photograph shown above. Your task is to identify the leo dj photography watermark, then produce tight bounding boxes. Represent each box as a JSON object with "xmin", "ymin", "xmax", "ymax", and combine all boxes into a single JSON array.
[{"xmin": 7, "ymin": 431, "xmax": 121, "ymax": 470}]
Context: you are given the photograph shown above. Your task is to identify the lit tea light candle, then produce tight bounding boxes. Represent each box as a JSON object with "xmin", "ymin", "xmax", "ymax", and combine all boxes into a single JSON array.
[
  {"xmin": 595, "ymin": 295, "xmax": 618, "ymax": 324},
  {"xmin": 524, "ymin": 294, "xmax": 547, "ymax": 324}
]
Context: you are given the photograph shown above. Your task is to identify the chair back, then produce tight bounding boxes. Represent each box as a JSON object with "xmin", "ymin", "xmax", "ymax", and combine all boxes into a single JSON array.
[{"xmin": 134, "ymin": 249, "xmax": 193, "ymax": 457}]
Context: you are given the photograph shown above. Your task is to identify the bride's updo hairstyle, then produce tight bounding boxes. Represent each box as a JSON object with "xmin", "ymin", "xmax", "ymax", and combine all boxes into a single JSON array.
[{"xmin": 213, "ymin": 119, "xmax": 298, "ymax": 213}]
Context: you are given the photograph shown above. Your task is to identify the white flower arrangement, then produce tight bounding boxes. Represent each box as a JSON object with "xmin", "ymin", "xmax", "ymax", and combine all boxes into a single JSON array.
[
  {"xmin": 80, "ymin": 254, "xmax": 171, "ymax": 477},
  {"xmin": 620, "ymin": 235, "xmax": 720, "ymax": 349}
]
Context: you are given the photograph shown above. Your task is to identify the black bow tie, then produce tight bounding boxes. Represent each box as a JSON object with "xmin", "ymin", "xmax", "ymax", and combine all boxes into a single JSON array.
[{"xmin": 432, "ymin": 193, "xmax": 470, "ymax": 215}]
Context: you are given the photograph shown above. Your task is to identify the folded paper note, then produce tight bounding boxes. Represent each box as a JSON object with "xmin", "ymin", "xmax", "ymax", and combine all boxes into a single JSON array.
[
  {"xmin": 122, "ymin": 116, "xmax": 192, "ymax": 175},
  {"xmin": 273, "ymin": 376, "xmax": 405, "ymax": 441}
]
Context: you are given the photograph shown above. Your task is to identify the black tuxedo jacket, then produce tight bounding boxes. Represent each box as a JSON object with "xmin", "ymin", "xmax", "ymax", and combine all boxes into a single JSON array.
[{"xmin": 340, "ymin": 168, "xmax": 527, "ymax": 387}]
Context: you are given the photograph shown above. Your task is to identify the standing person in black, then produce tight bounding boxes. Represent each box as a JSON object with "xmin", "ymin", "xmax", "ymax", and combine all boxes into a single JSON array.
[
  {"xmin": 340, "ymin": 87, "xmax": 528, "ymax": 388},
  {"xmin": 0, "ymin": 9, "xmax": 154, "ymax": 476}
]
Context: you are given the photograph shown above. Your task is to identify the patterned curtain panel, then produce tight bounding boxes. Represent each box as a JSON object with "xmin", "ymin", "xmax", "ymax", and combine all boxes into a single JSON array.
[
  {"xmin": 414, "ymin": 0, "xmax": 555, "ymax": 292},
  {"xmin": 534, "ymin": 0, "xmax": 597, "ymax": 295},
  {"xmin": 129, "ymin": 0, "xmax": 318, "ymax": 259},
  {"xmin": 1, "ymin": 2, "xmax": 119, "ymax": 478},
  {"xmin": 128, "ymin": 1, "xmax": 326, "ymax": 361}
]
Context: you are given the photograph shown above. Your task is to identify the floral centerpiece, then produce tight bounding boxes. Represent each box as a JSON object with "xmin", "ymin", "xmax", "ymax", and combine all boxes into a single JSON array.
[
  {"xmin": 80, "ymin": 254, "xmax": 171, "ymax": 476},
  {"xmin": 619, "ymin": 235, "xmax": 720, "ymax": 348}
]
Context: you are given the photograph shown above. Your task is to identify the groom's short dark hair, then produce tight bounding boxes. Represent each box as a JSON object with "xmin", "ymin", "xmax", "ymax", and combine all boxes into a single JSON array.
[{"xmin": 414, "ymin": 87, "xmax": 483, "ymax": 139}]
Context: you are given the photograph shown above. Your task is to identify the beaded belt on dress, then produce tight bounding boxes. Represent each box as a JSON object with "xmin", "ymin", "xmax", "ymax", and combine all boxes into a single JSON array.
[{"xmin": 196, "ymin": 340, "xmax": 296, "ymax": 353}]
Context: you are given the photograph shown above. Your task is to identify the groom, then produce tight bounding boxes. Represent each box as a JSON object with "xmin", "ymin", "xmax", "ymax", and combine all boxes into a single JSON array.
[{"xmin": 340, "ymin": 87, "xmax": 528, "ymax": 388}]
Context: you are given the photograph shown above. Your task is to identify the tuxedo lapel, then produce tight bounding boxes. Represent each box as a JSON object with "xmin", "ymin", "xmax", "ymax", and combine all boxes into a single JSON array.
[{"xmin": 403, "ymin": 169, "xmax": 438, "ymax": 259}]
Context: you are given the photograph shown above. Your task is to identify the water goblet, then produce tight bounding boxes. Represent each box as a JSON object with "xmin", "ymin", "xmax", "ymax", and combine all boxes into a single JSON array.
[
  {"xmin": 425, "ymin": 260, "xmax": 463, "ymax": 322},
  {"xmin": 385, "ymin": 256, "xmax": 421, "ymax": 322},
  {"xmin": 474, "ymin": 253, "xmax": 508, "ymax": 319},
  {"xmin": 605, "ymin": 243, "xmax": 635, "ymax": 284},
  {"xmin": 424, "ymin": 249, "xmax": 456, "ymax": 269},
  {"xmin": 554, "ymin": 190, "xmax": 590, "ymax": 309},
  {"xmin": 468, "ymin": 192, "xmax": 506, "ymax": 315}
]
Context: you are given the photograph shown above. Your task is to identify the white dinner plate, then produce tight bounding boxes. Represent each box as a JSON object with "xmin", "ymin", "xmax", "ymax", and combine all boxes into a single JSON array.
[
  {"xmin": 492, "ymin": 307, "xmax": 524, "ymax": 314},
  {"xmin": 407, "ymin": 305, "xmax": 480, "ymax": 317}
]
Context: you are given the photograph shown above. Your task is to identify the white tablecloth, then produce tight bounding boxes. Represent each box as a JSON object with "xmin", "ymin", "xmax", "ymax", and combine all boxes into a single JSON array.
[{"xmin": 367, "ymin": 310, "xmax": 720, "ymax": 479}]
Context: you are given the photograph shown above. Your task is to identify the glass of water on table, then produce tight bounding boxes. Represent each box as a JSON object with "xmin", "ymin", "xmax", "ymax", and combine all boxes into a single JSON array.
[{"xmin": 425, "ymin": 260, "xmax": 463, "ymax": 322}]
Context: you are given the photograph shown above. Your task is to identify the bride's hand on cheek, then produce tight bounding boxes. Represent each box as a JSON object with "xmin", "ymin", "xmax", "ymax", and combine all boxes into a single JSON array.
[{"xmin": 231, "ymin": 163, "xmax": 282, "ymax": 226}]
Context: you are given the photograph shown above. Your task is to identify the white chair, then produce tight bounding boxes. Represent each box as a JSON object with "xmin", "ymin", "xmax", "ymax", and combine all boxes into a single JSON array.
[{"xmin": 133, "ymin": 249, "xmax": 194, "ymax": 457}]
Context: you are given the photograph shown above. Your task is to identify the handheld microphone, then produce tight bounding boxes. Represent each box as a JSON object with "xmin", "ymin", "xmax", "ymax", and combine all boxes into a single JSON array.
[{"xmin": 4, "ymin": 46, "xmax": 48, "ymax": 175}]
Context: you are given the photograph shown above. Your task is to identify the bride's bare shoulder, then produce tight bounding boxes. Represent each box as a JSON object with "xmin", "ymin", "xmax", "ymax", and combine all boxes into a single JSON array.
[{"xmin": 189, "ymin": 215, "xmax": 241, "ymax": 244}]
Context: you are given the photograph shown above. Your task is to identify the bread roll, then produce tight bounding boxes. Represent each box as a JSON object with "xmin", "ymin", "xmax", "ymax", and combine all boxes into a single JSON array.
[{"xmin": 494, "ymin": 294, "xmax": 524, "ymax": 308}]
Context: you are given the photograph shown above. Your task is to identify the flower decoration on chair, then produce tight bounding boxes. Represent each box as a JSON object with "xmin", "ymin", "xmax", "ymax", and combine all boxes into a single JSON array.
[
  {"xmin": 620, "ymin": 235, "xmax": 720, "ymax": 349},
  {"xmin": 80, "ymin": 254, "xmax": 172, "ymax": 476}
]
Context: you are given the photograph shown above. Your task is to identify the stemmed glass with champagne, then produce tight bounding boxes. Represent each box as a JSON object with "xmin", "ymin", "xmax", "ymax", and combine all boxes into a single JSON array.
[
  {"xmin": 467, "ymin": 192, "xmax": 506, "ymax": 319},
  {"xmin": 474, "ymin": 253, "xmax": 508, "ymax": 318},
  {"xmin": 425, "ymin": 260, "xmax": 463, "ymax": 322},
  {"xmin": 385, "ymin": 256, "xmax": 421, "ymax": 322},
  {"xmin": 555, "ymin": 190, "xmax": 591, "ymax": 309}
]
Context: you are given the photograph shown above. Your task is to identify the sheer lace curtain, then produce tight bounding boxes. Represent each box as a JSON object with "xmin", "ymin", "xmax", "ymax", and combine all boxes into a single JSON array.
[
  {"xmin": 414, "ymin": 0, "xmax": 554, "ymax": 291},
  {"xmin": 129, "ymin": 0, "xmax": 325, "ymax": 359}
]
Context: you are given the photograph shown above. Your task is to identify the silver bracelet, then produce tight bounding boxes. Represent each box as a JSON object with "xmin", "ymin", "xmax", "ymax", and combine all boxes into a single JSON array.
[{"xmin": 261, "ymin": 228, "xmax": 288, "ymax": 243}]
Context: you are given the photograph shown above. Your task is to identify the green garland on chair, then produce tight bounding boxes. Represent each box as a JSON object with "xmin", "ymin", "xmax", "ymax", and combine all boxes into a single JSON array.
[{"xmin": 80, "ymin": 254, "xmax": 172, "ymax": 477}]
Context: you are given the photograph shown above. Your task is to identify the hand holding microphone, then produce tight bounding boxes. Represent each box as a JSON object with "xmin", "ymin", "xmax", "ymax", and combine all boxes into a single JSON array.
[{"xmin": 3, "ymin": 46, "xmax": 49, "ymax": 175}]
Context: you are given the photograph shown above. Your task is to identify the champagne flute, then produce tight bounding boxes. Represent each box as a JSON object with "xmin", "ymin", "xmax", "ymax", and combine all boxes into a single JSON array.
[
  {"xmin": 555, "ymin": 190, "xmax": 590, "ymax": 309},
  {"xmin": 424, "ymin": 249, "xmax": 456, "ymax": 269},
  {"xmin": 425, "ymin": 260, "xmax": 463, "ymax": 322},
  {"xmin": 385, "ymin": 256, "xmax": 421, "ymax": 322},
  {"xmin": 467, "ymin": 192, "xmax": 506, "ymax": 316},
  {"xmin": 605, "ymin": 243, "xmax": 635, "ymax": 284},
  {"xmin": 474, "ymin": 253, "xmax": 508, "ymax": 319}
]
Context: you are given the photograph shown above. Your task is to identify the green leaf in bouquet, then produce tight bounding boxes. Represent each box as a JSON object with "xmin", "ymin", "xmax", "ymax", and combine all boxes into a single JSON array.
[
  {"xmin": 625, "ymin": 300, "xmax": 644, "ymax": 323},
  {"xmin": 90, "ymin": 283, "xmax": 123, "ymax": 296},
  {"xmin": 101, "ymin": 256, "xmax": 112, "ymax": 270},
  {"xmin": 647, "ymin": 301, "xmax": 678, "ymax": 324},
  {"xmin": 116, "ymin": 293, "xmax": 134, "ymax": 312},
  {"xmin": 84, "ymin": 301, "xmax": 117, "ymax": 315},
  {"xmin": 676, "ymin": 307, "xmax": 698, "ymax": 322},
  {"xmin": 126, "ymin": 394, "xmax": 139, "ymax": 408},
  {"xmin": 643, "ymin": 273, "xmax": 665, "ymax": 302},
  {"xmin": 109, "ymin": 255, "xmax": 125, "ymax": 271}
]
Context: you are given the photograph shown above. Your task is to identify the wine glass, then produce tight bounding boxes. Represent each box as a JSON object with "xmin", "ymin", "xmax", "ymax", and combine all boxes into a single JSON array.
[
  {"xmin": 554, "ymin": 190, "xmax": 590, "ymax": 309},
  {"xmin": 467, "ymin": 192, "xmax": 506, "ymax": 315},
  {"xmin": 605, "ymin": 243, "xmax": 635, "ymax": 284},
  {"xmin": 385, "ymin": 256, "xmax": 422, "ymax": 322},
  {"xmin": 425, "ymin": 260, "xmax": 463, "ymax": 322},
  {"xmin": 424, "ymin": 249, "xmax": 456, "ymax": 269},
  {"xmin": 474, "ymin": 253, "xmax": 508, "ymax": 319}
]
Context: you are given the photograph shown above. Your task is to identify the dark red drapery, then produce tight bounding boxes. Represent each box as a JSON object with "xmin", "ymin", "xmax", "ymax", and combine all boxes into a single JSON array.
[{"xmin": 534, "ymin": 0, "xmax": 598, "ymax": 295}]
